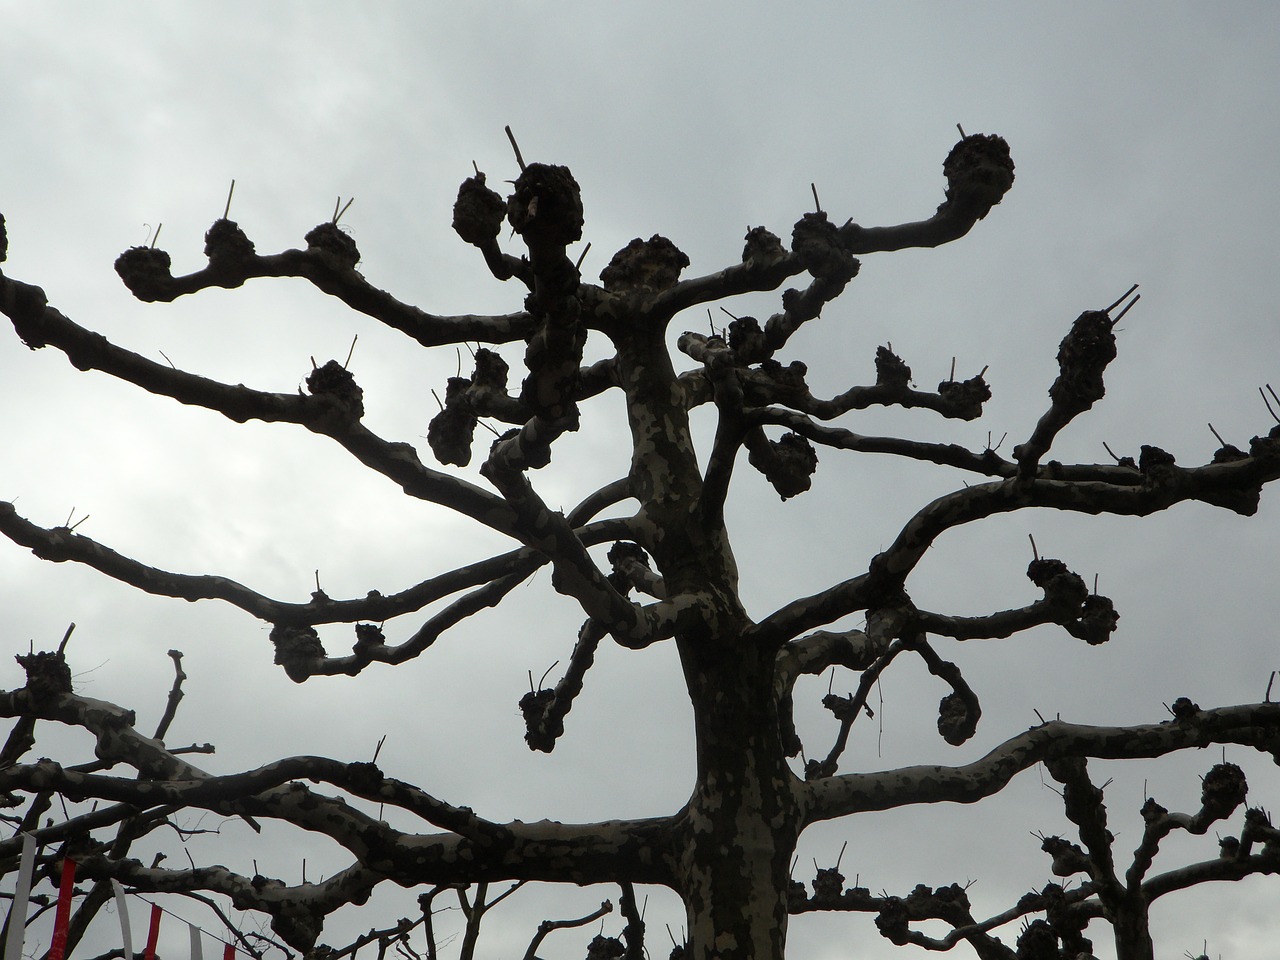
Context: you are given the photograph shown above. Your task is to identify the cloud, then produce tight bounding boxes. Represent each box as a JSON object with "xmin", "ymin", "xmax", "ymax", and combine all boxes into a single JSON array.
[{"xmin": 3, "ymin": 5, "xmax": 1279, "ymax": 958}]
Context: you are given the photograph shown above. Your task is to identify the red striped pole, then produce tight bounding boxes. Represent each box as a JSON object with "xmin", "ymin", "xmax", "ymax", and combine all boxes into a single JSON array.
[
  {"xmin": 143, "ymin": 902, "xmax": 163, "ymax": 960},
  {"xmin": 46, "ymin": 858, "xmax": 76, "ymax": 960}
]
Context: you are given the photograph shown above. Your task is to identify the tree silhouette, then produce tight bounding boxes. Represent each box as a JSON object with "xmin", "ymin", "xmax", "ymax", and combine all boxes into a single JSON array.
[{"xmin": 2, "ymin": 131, "xmax": 1280, "ymax": 960}]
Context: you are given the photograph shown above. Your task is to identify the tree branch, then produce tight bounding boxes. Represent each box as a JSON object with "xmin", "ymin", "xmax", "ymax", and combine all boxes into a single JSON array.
[
  {"xmin": 805, "ymin": 703, "xmax": 1280, "ymax": 822},
  {"xmin": 111, "ymin": 226, "xmax": 534, "ymax": 347}
]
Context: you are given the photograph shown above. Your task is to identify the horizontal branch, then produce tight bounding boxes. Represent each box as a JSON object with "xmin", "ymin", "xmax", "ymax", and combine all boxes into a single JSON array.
[
  {"xmin": 759, "ymin": 377, "xmax": 990, "ymax": 423},
  {"xmin": 0, "ymin": 756, "xmax": 509, "ymax": 845},
  {"xmin": 752, "ymin": 437, "xmax": 1280, "ymax": 644},
  {"xmin": 0, "ymin": 685, "xmax": 679, "ymax": 893},
  {"xmin": 644, "ymin": 246, "xmax": 804, "ymax": 323},
  {"xmin": 115, "ymin": 237, "xmax": 534, "ymax": 347},
  {"xmin": 756, "ymin": 410, "xmax": 1014, "ymax": 476},
  {"xmin": 648, "ymin": 133, "xmax": 1014, "ymax": 324},
  {"xmin": 838, "ymin": 134, "xmax": 1014, "ymax": 255},
  {"xmin": 0, "ymin": 274, "xmax": 534, "ymax": 524},
  {"xmin": 804, "ymin": 703, "xmax": 1280, "ymax": 823},
  {"xmin": 80, "ymin": 856, "xmax": 382, "ymax": 953},
  {"xmin": 870, "ymin": 446, "xmax": 1280, "ymax": 589},
  {"xmin": 0, "ymin": 501, "xmax": 510, "ymax": 623}
]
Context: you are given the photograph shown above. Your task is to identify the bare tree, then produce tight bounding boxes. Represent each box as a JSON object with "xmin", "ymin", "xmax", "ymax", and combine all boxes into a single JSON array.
[{"xmin": 2, "ymin": 131, "xmax": 1279, "ymax": 960}]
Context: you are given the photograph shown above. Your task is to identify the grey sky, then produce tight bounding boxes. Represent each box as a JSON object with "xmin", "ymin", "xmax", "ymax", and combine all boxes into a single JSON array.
[{"xmin": 3, "ymin": 3, "xmax": 1280, "ymax": 957}]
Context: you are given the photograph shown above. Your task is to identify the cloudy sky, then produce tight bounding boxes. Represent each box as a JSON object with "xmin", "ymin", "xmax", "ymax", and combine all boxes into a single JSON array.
[{"xmin": 3, "ymin": 3, "xmax": 1280, "ymax": 958}]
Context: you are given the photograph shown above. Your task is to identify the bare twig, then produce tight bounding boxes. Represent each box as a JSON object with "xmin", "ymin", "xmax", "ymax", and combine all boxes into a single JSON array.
[
  {"xmin": 153, "ymin": 649, "xmax": 188, "ymax": 740},
  {"xmin": 504, "ymin": 125, "xmax": 527, "ymax": 172},
  {"xmin": 1105, "ymin": 282, "xmax": 1140, "ymax": 315},
  {"xmin": 1263, "ymin": 384, "xmax": 1280, "ymax": 424}
]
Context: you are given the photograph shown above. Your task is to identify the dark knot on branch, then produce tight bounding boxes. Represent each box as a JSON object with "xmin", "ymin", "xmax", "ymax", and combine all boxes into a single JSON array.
[
  {"xmin": 942, "ymin": 133, "xmax": 1015, "ymax": 215},
  {"xmin": 204, "ymin": 218, "xmax": 256, "ymax": 267},
  {"xmin": 452, "ymin": 171, "xmax": 507, "ymax": 246},
  {"xmin": 114, "ymin": 246, "xmax": 174, "ymax": 301},
  {"xmin": 507, "ymin": 163, "xmax": 583, "ymax": 248},
  {"xmin": 270, "ymin": 624, "xmax": 327, "ymax": 683},
  {"xmin": 600, "ymin": 235, "xmax": 689, "ymax": 293},
  {"xmin": 304, "ymin": 222, "xmax": 360, "ymax": 269},
  {"xmin": 16, "ymin": 649, "xmax": 73, "ymax": 699}
]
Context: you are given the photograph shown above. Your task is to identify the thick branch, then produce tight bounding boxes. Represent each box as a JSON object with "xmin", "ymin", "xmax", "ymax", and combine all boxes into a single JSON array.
[
  {"xmin": 649, "ymin": 133, "xmax": 1014, "ymax": 322},
  {"xmin": 754, "ymin": 440, "xmax": 1280, "ymax": 644},
  {"xmin": 755, "ymin": 410, "xmax": 1014, "ymax": 477},
  {"xmin": 0, "ymin": 501, "xmax": 580, "ymax": 626},
  {"xmin": 872, "ymin": 450, "xmax": 1280, "ymax": 589},
  {"xmin": 478, "ymin": 461, "xmax": 692, "ymax": 649},
  {"xmin": 804, "ymin": 703, "xmax": 1280, "ymax": 822},
  {"xmin": 114, "ymin": 234, "xmax": 534, "ymax": 347},
  {"xmin": 0, "ymin": 757, "xmax": 509, "ymax": 844}
]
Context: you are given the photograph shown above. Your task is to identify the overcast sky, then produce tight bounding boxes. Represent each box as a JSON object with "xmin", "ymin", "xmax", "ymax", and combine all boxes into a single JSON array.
[{"xmin": 4, "ymin": 4, "xmax": 1280, "ymax": 958}]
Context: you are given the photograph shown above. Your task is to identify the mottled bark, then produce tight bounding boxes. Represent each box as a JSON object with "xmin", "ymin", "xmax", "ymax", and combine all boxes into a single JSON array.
[
  {"xmin": 3, "ymin": 131, "xmax": 1280, "ymax": 957},
  {"xmin": 675, "ymin": 641, "xmax": 801, "ymax": 960}
]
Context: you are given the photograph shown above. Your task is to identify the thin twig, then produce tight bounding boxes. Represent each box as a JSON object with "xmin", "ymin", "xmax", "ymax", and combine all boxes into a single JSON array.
[
  {"xmin": 504, "ymin": 125, "xmax": 527, "ymax": 171},
  {"xmin": 1110, "ymin": 289, "xmax": 1141, "ymax": 325},
  {"xmin": 538, "ymin": 661, "xmax": 560, "ymax": 689},
  {"xmin": 57, "ymin": 623, "xmax": 76, "ymax": 654},
  {"xmin": 1265, "ymin": 384, "xmax": 1280, "ymax": 423},
  {"xmin": 153, "ymin": 649, "xmax": 188, "ymax": 740},
  {"xmin": 1261, "ymin": 386, "xmax": 1280, "ymax": 424},
  {"xmin": 1105, "ymin": 283, "xmax": 1140, "ymax": 314},
  {"xmin": 224, "ymin": 180, "xmax": 236, "ymax": 220}
]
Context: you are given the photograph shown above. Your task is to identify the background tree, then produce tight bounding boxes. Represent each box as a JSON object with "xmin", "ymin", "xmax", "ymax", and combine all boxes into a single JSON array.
[{"xmin": 2, "ymin": 7, "xmax": 1280, "ymax": 960}]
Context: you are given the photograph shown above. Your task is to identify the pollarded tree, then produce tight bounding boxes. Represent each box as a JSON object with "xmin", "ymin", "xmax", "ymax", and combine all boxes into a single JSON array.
[{"xmin": 2, "ymin": 131, "xmax": 1280, "ymax": 960}]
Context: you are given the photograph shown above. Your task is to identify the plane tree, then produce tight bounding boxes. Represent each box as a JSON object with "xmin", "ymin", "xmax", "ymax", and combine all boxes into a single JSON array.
[{"xmin": 2, "ymin": 130, "xmax": 1280, "ymax": 960}]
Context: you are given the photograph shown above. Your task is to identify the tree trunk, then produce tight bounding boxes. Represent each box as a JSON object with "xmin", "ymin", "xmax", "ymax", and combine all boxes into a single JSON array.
[
  {"xmin": 1111, "ymin": 895, "xmax": 1154, "ymax": 960},
  {"xmin": 675, "ymin": 638, "xmax": 801, "ymax": 960}
]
